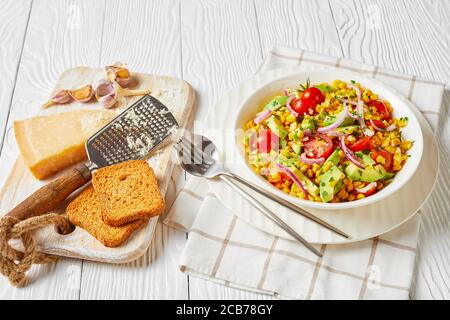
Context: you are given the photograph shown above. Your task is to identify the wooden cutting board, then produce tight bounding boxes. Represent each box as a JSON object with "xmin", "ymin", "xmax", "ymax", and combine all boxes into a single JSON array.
[{"xmin": 0, "ymin": 66, "xmax": 195, "ymax": 263}]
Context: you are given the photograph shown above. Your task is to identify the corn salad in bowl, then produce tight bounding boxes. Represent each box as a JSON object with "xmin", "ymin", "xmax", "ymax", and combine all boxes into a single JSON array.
[{"xmin": 242, "ymin": 79, "xmax": 413, "ymax": 203}]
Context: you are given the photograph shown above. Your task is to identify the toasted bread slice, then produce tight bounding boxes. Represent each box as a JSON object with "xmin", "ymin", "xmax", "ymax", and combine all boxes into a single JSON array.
[
  {"xmin": 67, "ymin": 186, "xmax": 147, "ymax": 247},
  {"xmin": 92, "ymin": 160, "xmax": 165, "ymax": 227}
]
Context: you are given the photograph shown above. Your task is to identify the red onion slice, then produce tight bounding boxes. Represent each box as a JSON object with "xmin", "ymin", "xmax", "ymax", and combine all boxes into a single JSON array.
[
  {"xmin": 355, "ymin": 182, "xmax": 377, "ymax": 194},
  {"xmin": 339, "ymin": 136, "xmax": 365, "ymax": 169},
  {"xmin": 254, "ymin": 109, "xmax": 272, "ymax": 124},
  {"xmin": 348, "ymin": 84, "xmax": 374, "ymax": 137},
  {"xmin": 385, "ymin": 123, "xmax": 396, "ymax": 132},
  {"xmin": 339, "ymin": 98, "xmax": 358, "ymax": 106},
  {"xmin": 369, "ymin": 119, "xmax": 385, "ymax": 132},
  {"xmin": 300, "ymin": 152, "xmax": 325, "ymax": 165},
  {"xmin": 285, "ymin": 94, "xmax": 299, "ymax": 117},
  {"xmin": 317, "ymin": 104, "xmax": 348, "ymax": 133},
  {"xmin": 275, "ymin": 163, "xmax": 309, "ymax": 196}
]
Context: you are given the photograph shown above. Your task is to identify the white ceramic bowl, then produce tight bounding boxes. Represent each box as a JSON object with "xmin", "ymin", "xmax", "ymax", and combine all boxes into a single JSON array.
[{"xmin": 233, "ymin": 69, "xmax": 423, "ymax": 210}]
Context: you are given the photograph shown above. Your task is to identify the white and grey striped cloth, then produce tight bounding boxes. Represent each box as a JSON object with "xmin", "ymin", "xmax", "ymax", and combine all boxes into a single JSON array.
[{"xmin": 164, "ymin": 47, "xmax": 445, "ymax": 299}]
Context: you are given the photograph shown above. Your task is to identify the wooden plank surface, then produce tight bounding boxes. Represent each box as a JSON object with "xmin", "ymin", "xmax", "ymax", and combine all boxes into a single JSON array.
[
  {"xmin": 0, "ymin": 0, "xmax": 449, "ymax": 299},
  {"xmin": 329, "ymin": 0, "xmax": 450, "ymax": 300},
  {"xmin": 0, "ymin": 0, "xmax": 105, "ymax": 299},
  {"xmin": 180, "ymin": 0, "xmax": 266, "ymax": 299},
  {"xmin": 79, "ymin": 0, "xmax": 189, "ymax": 300},
  {"xmin": 0, "ymin": 0, "xmax": 32, "ymax": 187}
]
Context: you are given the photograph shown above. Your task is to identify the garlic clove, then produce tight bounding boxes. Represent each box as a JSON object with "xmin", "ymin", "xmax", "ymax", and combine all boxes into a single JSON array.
[
  {"xmin": 69, "ymin": 85, "xmax": 93, "ymax": 102},
  {"xmin": 105, "ymin": 63, "xmax": 131, "ymax": 87},
  {"xmin": 93, "ymin": 79, "xmax": 114, "ymax": 97},
  {"xmin": 94, "ymin": 79, "xmax": 117, "ymax": 108},
  {"xmin": 115, "ymin": 76, "xmax": 131, "ymax": 87},
  {"xmin": 98, "ymin": 93, "xmax": 117, "ymax": 109},
  {"xmin": 41, "ymin": 89, "xmax": 72, "ymax": 108}
]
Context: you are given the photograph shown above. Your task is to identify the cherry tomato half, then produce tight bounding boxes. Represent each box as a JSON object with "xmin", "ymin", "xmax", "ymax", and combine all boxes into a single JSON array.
[
  {"xmin": 250, "ymin": 129, "xmax": 279, "ymax": 153},
  {"xmin": 371, "ymin": 149, "xmax": 393, "ymax": 171},
  {"xmin": 291, "ymin": 87, "xmax": 325, "ymax": 115},
  {"xmin": 348, "ymin": 136, "xmax": 371, "ymax": 152},
  {"xmin": 291, "ymin": 98, "xmax": 316, "ymax": 115},
  {"xmin": 368, "ymin": 100, "xmax": 391, "ymax": 120},
  {"xmin": 303, "ymin": 134, "xmax": 334, "ymax": 159},
  {"xmin": 303, "ymin": 87, "xmax": 325, "ymax": 105}
]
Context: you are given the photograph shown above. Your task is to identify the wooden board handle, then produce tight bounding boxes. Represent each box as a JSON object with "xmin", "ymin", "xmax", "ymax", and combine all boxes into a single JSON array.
[{"xmin": 6, "ymin": 164, "xmax": 92, "ymax": 221}]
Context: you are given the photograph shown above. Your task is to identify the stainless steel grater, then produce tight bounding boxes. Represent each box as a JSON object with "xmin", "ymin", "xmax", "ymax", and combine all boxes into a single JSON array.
[
  {"xmin": 86, "ymin": 94, "xmax": 179, "ymax": 170},
  {"xmin": 5, "ymin": 94, "xmax": 179, "ymax": 223}
]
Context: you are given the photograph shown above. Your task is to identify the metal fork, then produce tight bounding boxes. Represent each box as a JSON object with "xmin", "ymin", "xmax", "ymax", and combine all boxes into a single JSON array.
[
  {"xmin": 175, "ymin": 135, "xmax": 323, "ymax": 257},
  {"xmin": 177, "ymin": 135, "xmax": 349, "ymax": 239}
]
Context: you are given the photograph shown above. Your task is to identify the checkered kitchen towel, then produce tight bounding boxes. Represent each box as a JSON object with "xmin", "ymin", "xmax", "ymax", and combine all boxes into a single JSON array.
[{"xmin": 164, "ymin": 47, "xmax": 445, "ymax": 299}]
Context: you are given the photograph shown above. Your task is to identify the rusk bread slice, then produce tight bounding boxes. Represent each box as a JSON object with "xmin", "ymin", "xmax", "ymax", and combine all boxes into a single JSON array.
[
  {"xmin": 92, "ymin": 160, "xmax": 165, "ymax": 227},
  {"xmin": 67, "ymin": 186, "xmax": 147, "ymax": 247}
]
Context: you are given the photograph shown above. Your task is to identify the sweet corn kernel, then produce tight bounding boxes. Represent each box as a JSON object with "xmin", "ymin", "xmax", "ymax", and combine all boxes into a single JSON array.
[
  {"xmin": 391, "ymin": 138, "xmax": 401, "ymax": 146},
  {"xmin": 376, "ymin": 155, "xmax": 385, "ymax": 164},
  {"xmin": 400, "ymin": 141, "xmax": 412, "ymax": 150},
  {"xmin": 357, "ymin": 193, "xmax": 365, "ymax": 200}
]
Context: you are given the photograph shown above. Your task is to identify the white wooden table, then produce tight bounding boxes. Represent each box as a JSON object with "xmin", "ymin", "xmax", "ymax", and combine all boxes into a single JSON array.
[{"xmin": 0, "ymin": 0, "xmax": 449, "ymax": 300}]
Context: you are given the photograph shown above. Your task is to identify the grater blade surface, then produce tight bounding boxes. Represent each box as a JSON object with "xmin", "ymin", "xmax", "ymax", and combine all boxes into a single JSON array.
[{"xmin": 86, "ymin": 95, "xmax": 179, "ymax": 169}]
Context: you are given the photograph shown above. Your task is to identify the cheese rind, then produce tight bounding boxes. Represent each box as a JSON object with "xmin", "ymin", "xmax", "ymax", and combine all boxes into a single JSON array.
[{"xmin": 14, "ymin": 110, "xmax": 115, "ymax": 180}]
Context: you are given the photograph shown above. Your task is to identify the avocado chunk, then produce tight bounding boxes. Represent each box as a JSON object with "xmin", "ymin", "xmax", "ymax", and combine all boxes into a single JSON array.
[
  {"xmin": 300, "ymin": 115, "xmax": 316, "ymax": 131},
  {"xmin": 319, "ymin": 165, "xmax": 345, "ymax": 202},
  {"xmin": 382, "ymin": 171, "xmax": 395, "ymax": 180},
  {"xmin": 315, "ymin": 84, "xmax": 335, "ymax": 93},
  {"xmin": 345, "ymin": 162, "xmax": 363, "ymax": 180},
  {"xmin": 264, "ymin": 95, "xmax": 288, "ymax": 111},
  {"xmin": 284, "ymin": 165, "xmax": 319, "ymax": 197},
  {"xmin": 265, "ymin": 115, "xmax": 288, "ymax": 140},
  {"xmin": 360, "ymin": 165, "xmax": 386, "ymax": 182},
  {"xmin": 323, "ymin": 115, "xmax": 355, "ymax": 127},
  {"xmin": 292, "ymin": 143, "xmax": 301, "ymax": 154},
  {"xmin": 355, "ymin": 152, "xmax": 375, "ymax": 166},
  {"xmin": 345, "ymin": 163, "xmax": 387, "ymax": 182},
  {"xmin": 317, "ymin": 148, "xmax": 343, "ymax": 176}
]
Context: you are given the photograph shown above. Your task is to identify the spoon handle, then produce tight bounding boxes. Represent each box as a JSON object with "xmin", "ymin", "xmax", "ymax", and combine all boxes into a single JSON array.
[
  {"xmin": 219, "ymin": 175, "xmax": 322, "ymax": 257},
  {"xmin": 224, "ymin": 172, "xmax": 349, "ymax": 239}
]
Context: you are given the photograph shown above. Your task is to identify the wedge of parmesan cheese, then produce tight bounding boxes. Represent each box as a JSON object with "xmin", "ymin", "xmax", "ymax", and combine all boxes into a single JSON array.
[{"xmin": 14, "ymin": 110, "xmax": 116, "ymax": 180}]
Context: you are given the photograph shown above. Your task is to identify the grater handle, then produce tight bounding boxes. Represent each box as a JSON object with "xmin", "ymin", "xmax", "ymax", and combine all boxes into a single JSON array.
[{"xmin": 6, "ymin": 164, "xmax": 92, "ymax": 222}]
